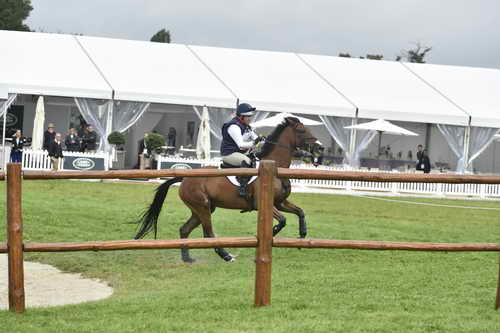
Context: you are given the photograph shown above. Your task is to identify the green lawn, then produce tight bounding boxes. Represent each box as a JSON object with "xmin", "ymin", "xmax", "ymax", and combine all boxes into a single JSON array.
[{"xmin": 1, "ymin": 180, "xmax": 499, "ymax": 332}]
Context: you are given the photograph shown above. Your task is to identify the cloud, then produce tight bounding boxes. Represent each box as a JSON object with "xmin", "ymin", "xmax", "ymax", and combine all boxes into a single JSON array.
[{"xmin": 26, "ymin": 0, "xmax": 500, "ymax": 68}]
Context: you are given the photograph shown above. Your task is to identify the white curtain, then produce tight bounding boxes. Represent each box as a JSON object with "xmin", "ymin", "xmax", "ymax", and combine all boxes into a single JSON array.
[
  {"xmin": 75, "ymin": 98, "xmax": 150, "ymax": 152},
  {"xmin": 74, "ymin": 98, "xmax": 111, "ymax": 151},
  {"xmin": 112, "ymin": 100, "xmax": 150, "ymax": 133},
  {"xmin": 0, "ymin": 93, "xmax": 17, "ymax": 118},
  {"xmin": 468, "ymin": 126, "xmax": 500, "ymax": 170},
  {"xmin": 320, "ymin": 115, "xmax": 377, "ymax": 168},
  {"xmin": 436, "ymin": 124, "xmax": 466, "ymax": 172},
  {"xmin": 437, "ymin": 124, "xmax": 499, "ymax": 173}
]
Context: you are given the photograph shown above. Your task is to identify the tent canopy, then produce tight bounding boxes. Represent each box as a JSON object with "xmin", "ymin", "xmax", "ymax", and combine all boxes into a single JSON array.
[
  {"xmin": 77, "ymin": 36, "xmax": 236, "ymax": 108},
  {"xmin": 300, "ymin": 54, "xmax": 470, "ymax": 126},
  {"xmin": 405, "ymin": 63, "xmax": 500, "ymax": 128},
  {"xmin": 0, "ymin": 30, "xmax": 112, "ymax": 99},
  {"xmin": 190, "ymin": 45, "xmax": 356, "ymax": 117},
  {"xmin": 1, "ymin": 30, "xmax": 499, "ymax": 129}
]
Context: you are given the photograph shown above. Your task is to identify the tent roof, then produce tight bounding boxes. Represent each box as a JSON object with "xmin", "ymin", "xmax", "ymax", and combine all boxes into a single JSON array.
[
  {"xmin": 76, "ymin": 36, "xmax": 236, "ymax": 108},
  {"xmin": 300, "ymin": 54, "xmax": 470, "ymax": 126},
  {"xmin": 0, "ymin": 30, "xmax": 112, "ymax": 99},
  {"xmin": 404, "ymin": 63, "xmax": 500, "ymax": 128},
  {"xmin": 189, "ymin": 45, "xmax": 356, "ymax": 117}
]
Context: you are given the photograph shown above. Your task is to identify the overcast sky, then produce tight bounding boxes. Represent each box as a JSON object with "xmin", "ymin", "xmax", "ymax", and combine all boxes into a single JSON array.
[{"xmin": 26, "ymin": 0, "xmax": 500, "ymax": 69}]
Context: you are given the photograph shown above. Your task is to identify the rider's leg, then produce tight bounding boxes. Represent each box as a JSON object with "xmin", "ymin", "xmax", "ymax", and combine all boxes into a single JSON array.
[{"xmin": 222, "ymin": 153, "xmax": 253, "ymax": 197}]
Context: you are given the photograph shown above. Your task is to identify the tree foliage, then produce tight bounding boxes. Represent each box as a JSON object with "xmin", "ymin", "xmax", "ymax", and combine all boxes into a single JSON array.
[
  {"xmin": 150, "ymin": 28, "xmax": 171, "ymax": 43},
  {"xmin": 0, "ymin": 0, "xmax": 33, "ymax": 31},
  {"xmin": 397, "ymin": 42, "xmax": 432, "ymax": 63}
]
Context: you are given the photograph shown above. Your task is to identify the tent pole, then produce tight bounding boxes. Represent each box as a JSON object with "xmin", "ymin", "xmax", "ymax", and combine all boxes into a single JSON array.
[
  {"xmin": 348, "ymin": 111, "xmax": 358, "ymax": 169},
  {"xmin": 2, "ymin": 101, "xmax": 7, "ymax": 170}
]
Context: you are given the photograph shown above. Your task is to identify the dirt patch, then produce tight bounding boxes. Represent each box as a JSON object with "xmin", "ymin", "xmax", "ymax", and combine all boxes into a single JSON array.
[{"xmin": 0, "ymin": 254, "xmax": 113, "ymax": 309}]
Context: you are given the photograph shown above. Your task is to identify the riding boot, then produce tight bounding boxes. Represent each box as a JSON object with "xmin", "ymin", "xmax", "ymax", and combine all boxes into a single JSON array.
[{"xmin": 236, "ymin": 176, "xmax": 251, "ymax": 198}]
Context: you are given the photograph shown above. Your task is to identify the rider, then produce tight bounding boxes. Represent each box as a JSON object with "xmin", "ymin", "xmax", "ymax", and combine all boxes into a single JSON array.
[{"xmin": 221, "ymin": 103, "xmax": 259, "ymax": 198}]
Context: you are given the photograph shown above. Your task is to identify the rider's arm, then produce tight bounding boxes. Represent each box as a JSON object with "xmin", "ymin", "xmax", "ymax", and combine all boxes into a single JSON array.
[{"xmin": 228, "ymin": 125, "xmax": 254, "ymax": 150}]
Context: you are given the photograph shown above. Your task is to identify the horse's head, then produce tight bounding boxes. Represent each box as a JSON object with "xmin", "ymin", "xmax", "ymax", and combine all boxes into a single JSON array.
[{"xmin": 285, "ymin": 117, "xmax": 324, "ymax": 166}]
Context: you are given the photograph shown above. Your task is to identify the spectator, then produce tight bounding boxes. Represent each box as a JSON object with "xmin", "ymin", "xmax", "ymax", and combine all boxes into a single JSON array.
[
  {"xmin": 10, "ymin": 129, "xmax": 26, "ymax": 163},
  {"xmin": 82, "ymin": 125, "xmax": 98, "ymax": 153},
  {"xmin": 416, "ymin": 144, "xmax": 431, "ymax": 173},
  {"xmin": 48, "ymin": 133, "xmax": 64, "ymax": 171},
  {"xmin": 43, "ymin": 123, "xmax": 56, "ymax": 151},
  {"xmin": 136, "ymin": 133, "xmax": 151, "ymax": 169},
  {"xmin": 167, "ymin": 127, "xmax": 176, "ymax": 147},
  {"xmin": 65, "ymin": 128, "xmax": 81, "ymax": 152}
]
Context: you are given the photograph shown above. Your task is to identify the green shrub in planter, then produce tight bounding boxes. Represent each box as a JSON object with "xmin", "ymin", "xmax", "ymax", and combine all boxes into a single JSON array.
[
  {"xmin": 146, "ymin": 133, "xmax": 165, "ymax": 153},
  {"xmin": 108, "ymin": 131, "xmax": 126, "ymax": 145}
]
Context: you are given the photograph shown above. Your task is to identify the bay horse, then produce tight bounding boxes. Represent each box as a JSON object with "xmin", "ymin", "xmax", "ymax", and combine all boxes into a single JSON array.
[{"xmin": 134, "ymin": 117, "xmax": 321, "ymax": 262}]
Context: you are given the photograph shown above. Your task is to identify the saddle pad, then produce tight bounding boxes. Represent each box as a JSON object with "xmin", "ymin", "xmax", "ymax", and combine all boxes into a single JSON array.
[{"xmin": 223, "ymin": 161, "xmax": 259, "ymax": 187}]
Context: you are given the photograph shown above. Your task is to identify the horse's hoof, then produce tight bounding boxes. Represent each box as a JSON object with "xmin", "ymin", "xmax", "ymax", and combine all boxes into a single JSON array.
[
  {"xmin": 223, "ymin": 255, "xmax": 236, "ymax": 262},
  {"xmin": 182, "ymin": 257, "xmax": 197, "ymax": 264}
]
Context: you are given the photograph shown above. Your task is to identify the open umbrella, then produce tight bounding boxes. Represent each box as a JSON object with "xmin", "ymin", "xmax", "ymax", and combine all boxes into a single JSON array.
[
  {"xmin": 345, "ymin": 119, "xmax": 418, "ymax": 159},
  {"xmin": 31, "ymin": 96, "xmax": 45, "ymax": 151},
  {"xmin": 251, "ymin": 112, "xmax": 322, "ymax": 128},
  {"xmin": 196, "ymin": 105, "xmax": 211, "ymax": 160}
]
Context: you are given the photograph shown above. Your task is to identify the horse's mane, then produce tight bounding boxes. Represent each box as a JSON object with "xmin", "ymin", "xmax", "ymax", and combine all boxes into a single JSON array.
[{"xmin": 256, "ymin": 117, "xmax": 300, "ymax": 158}]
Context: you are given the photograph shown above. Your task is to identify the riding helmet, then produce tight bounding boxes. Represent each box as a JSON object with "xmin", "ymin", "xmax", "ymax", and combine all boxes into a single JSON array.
[{"xmin": 236, "ymin": 103, "xmax": 256, "ymax": 117}]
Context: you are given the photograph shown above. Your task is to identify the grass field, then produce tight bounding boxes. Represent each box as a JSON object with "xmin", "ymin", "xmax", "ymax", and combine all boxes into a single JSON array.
[{"xmin": 1, "ymin": 180, "xmax": 499, "ymax": 332}]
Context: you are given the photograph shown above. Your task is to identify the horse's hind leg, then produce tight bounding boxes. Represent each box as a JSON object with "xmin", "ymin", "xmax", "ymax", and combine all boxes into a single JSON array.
[
  {"xmin": 272, "ymin": 207, "xmax": 287, "ymax": 236},
  {"xmin": 277, "ymin": 199, "xmax": 307, "ymax": 238},
  {"xmin": 179, "ymin": 214, "xmax": 201, "ymax": 263}
]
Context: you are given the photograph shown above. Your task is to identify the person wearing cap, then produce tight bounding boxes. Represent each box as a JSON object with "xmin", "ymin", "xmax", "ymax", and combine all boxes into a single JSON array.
[
  {"xmin": 220, "ymin": 103, "xmax": 259, "ymax": 197},
  {"xmin": 43, "ymin": 123, "xmax": 56, "ymax": 151},
  {"xmin": 48, "ymin": 133, "xmax": 64, "ymax": 171}
]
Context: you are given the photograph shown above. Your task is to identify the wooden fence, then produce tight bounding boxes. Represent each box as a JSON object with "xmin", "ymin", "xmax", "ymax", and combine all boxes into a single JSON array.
[{"xmin": 1, "ymin": 162, "xmax": 500, "ymax": 313}]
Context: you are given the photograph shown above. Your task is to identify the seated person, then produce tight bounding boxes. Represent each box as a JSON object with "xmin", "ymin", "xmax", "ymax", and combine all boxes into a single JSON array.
[{"xmin": 220, "ymin": 103, "xmax": 259, "ymax": 197}]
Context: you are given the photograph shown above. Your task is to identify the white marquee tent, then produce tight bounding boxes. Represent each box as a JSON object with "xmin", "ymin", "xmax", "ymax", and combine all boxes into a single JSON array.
[{"xmin": 1, "ymin": 30, "xmax": 500, "ymax": 173}]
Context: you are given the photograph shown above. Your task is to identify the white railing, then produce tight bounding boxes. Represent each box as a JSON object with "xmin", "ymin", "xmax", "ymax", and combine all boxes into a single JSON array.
[
  {"xmin": 21, "ymin": 149, "xmax": 108, "ymax": 171},
  {"xmin": 288, "ymin": 163, "xmax": 500, "ymax": 199}
]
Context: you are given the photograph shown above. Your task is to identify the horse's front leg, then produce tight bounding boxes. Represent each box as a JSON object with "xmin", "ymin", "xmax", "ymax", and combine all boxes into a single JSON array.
[{"xmin": 276, "ymin": 200, "xmax": 307, "ymax": 238}]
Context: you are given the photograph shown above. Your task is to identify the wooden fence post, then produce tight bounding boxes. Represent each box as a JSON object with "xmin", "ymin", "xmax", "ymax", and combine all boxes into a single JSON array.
[
  {"xmin": 7, "ymin": 163, "xmax": 25, "ymax": 313},
  {"xmin": 496, "ymin": 257, "xmax": 500, "ymax": 310},
  {"xmin": 254, "ymin": 160, "xmax": 275, "ymax": 307}
]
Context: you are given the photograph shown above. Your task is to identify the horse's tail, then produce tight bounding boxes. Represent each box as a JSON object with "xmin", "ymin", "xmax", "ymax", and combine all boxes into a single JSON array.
[{"xmin": 134, "ymin": 177, "xmax": 183, "ymax": 240}]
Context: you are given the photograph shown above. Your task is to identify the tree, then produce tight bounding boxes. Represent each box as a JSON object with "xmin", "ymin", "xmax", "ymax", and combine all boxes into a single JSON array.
[
  {"xmin": 150, "ymin": 28, "xmax": 171, "ymax": 43},
  {"xmin": 338, "ymin": 52, "xmax": 351, "ymax": 58},
  {"xmin": 0, "ymin": 0, "xmax": 33, "ymax": 31},
  {"xmin": 339, "ymin": 52, "xmax": 383, "ymax": 60},
  {"xmin": 397, "ymin": 42, "xmax": 432, "ymax": 63}
]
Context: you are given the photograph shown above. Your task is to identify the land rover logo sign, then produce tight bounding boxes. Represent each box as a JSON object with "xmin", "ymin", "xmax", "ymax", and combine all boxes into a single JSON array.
[
  {"xmin": 170, "ymin": 163, "xmax": 192, "ymax": 170},
  {"xmin": 5, "ymin": 113, "xmax": 18, "ymax": 127},
  {"xmin": 72, "ymin": 157, "xmax": 95, "ymax": 170}
]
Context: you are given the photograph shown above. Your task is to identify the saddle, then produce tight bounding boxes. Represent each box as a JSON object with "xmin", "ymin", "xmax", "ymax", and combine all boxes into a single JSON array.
[{"xmin": 220, "ymin": 155, "xmax": 258, "ymax": 212}]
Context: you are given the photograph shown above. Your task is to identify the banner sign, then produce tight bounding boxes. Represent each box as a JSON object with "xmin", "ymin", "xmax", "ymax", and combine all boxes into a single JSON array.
[
  {"xmin": 159, "ymin": 161, "xmax": 203, "ymax": 170},
  {"xmin": 63, "ymin": 156, "xmax": 105, "ymax": 171}
]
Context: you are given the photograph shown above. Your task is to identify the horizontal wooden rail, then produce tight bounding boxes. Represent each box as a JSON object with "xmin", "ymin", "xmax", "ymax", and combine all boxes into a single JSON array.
[
  {"xmin": 22, "ymin": 168, "xmax": 258, "ymax": 180},
  {"xmin": 277, "ymin": 169, "xmax": 500, "ymax": 184},
  {"xmin": 0, "ymin": 237, "xmax": 257, "ymax": 253},
  {"xmin": 9, "ymin": 168, "xmax": 500, "ymax": 184},
  {"xmin": 273, "ymin": 238, "xmax": 500, "ymax": 251}
]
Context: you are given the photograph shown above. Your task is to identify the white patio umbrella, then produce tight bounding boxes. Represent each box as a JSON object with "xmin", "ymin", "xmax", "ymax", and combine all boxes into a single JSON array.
[
  {"xmin": 251, "ymin": 112, "xmax": 322, "ymax": 128},
  {"xmin": 31, "ymin": 96, "xmax": 45, "ymax": 151},
  {"xmin": 196, "ymin": 105, "xmax": 211, "ymax": 159},
  {"xmin": 345, "ymin": 119, "xmax": 418, "ymax": 158}
]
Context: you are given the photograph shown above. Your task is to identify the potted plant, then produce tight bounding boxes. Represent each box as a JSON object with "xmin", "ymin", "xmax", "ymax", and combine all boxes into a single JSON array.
[
  {"xmin": 107, "ymin": 131, "xmax": 126, "ymax": 169},
  {"xmin": 145, "ymin": 133, "xmax": 165, "ymax": 154}
]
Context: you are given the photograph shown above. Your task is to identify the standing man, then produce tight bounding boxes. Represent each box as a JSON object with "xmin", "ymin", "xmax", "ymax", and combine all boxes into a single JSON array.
[
  {"xmin": 416, "ymin": 144, "xmax": 431, "ymax": 173},
  {"xmin": 220, "ymin": 103, "xmax": 259, "ymax": 197},
  {"xmin": 65, "ymin": 128, "xmax": 81, "ymax": 152},
  {"xmin": 10, "ymin": 130, "xmax": 26, "ymax": 163},
  {"xmin": 43, "ymin": 123, "xmax": 56, "ymax": 151},
  {"xmin": 48, "ymin": 133, "xmax": 64, "ymax": 171},
  {"xmin": 82, "ymin": 125, "xmax": 98, "ymax": 153}
]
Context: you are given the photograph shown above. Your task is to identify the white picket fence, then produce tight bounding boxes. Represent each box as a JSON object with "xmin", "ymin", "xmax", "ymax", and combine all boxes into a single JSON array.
[
  {"xmin": 21, "ymin": 149, "xmax": 108, "ymax": 171},
  {"xmin": 289, "ymin": 164, "xmax": 500, "ymax": 199}
]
